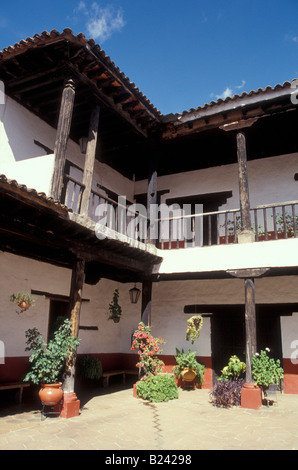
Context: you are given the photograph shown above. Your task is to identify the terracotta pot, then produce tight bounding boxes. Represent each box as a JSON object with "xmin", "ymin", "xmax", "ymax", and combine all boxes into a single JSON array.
[
  {"xmin": 18, "ymin": 300, "xmax": 30, "ymax": 310},
  {"xmin": 39, "ymin": 382, "xmax": 63, "ymax": 405},
  {"xmin": 181, "ymin": 368, "xmax": 196, "ymax": 382}
]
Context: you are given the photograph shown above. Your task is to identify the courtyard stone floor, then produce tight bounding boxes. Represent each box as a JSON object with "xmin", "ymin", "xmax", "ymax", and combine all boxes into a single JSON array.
[{"xmin": 0, "ymin": 381, "xmax": 298, "ymax": 452}]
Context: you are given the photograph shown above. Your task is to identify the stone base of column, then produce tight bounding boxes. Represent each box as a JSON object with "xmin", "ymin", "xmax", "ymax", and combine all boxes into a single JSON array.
[
  {"xmin": 237, "ymin": 230, "xmax": 255, "ymax": 244},
  {"xmin": 241, "ymin": 382, "xmax": 262, "ymax": 410},
  {"xmin": 57, "ymin": 392, "xmax": 80, "ymax": 418}
]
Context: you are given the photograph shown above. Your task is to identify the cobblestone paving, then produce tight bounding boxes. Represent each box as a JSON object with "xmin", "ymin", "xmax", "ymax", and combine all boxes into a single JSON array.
[{"xmin": 0, "ymin": 386, "xmax": 298, "ymax": 451}]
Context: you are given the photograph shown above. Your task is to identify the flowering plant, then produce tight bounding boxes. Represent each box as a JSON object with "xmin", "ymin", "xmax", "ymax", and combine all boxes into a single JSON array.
[
  {"xmin": 252, "ymin": 348, "xmax": 284, "ymax": 391},
  {"xmin": 131, "ymin": 322, "xmax": 165, "ymax": 376}
]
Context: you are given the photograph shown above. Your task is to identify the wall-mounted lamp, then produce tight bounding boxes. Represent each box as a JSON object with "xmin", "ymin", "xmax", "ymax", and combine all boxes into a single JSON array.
[
  {"xmin": 79, "ymin": 137, "xmax": 88, "ymax": 154},
  {"xmin": 129, "ymin": 284, "xmax": 141, "ymax": 304}
]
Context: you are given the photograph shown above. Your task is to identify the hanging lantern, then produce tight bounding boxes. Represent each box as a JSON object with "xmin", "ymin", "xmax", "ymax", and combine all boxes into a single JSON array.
[{"xmin": 129, "ymin": 284, "xmax": 141, "ymax": 304}]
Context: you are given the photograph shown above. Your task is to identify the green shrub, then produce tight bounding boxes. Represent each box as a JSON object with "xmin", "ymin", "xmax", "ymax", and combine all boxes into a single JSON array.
[
  {"xmin": 76, "ymin": 355, "xmax": 103, "ymax": 380},
  {"xmin": 219, "ymin": 355, "xmax": 246, "ymax": 382},
  {"xmin": 136, "ymin": 374, "xmax": 179, "ymax": 403},
  {"xmin": 252, "ymin": 348, "xmax": 284, "ymax": 390}
]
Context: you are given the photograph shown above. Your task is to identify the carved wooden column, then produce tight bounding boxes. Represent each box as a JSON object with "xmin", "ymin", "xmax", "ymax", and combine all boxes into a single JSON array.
[
  {"xmin": 50, "ymin": 78, "xmax": 76, "ymax": 201},
  {"xmin": 80, "ymin": 104, "xmax": 100, "ymax": 216}
]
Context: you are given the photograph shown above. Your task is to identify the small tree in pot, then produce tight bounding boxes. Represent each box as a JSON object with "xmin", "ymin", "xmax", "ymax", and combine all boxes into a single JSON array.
[{"xmin": 24, "ymin": 319, "xmax": 81, "ymax": 405}]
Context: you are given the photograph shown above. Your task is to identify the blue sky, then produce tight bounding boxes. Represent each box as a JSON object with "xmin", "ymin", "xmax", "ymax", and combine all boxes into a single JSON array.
[{"xmin": 1, "ymin": 0, "xmax": 298, "ymax": 115}]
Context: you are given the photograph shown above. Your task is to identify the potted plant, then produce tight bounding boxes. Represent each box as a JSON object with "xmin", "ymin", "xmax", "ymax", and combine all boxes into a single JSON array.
[
  {"xmin": 173, "ymin": 348, "xmax": 205, "ymax": 387},
  {"xmin": 252, "ymin": 348, "xmax": 284, "ymax": 404},
  {"xmin": 108, "ymin": 289, "xmax": 122, "ymax": 323},
  {"xmin": 186, "ymin": 315, "xmax": 203, "ymax": 344},
  {"xmin": 24, "ymin": 319, "xmax": 81, "ymax": 405},
  {"xmin": 10, "ymin": 291, "xmax": 36, "ymax": 313}
]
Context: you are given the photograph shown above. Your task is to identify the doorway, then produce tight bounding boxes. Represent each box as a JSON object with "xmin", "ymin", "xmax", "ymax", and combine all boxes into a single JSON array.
[
  {"xmin": 48, "ymin": 299, "xmax": 70, "ymax": 341},
  {"xmin": 210, "ymin": 304, "xmax": 283, "ymax": 383}
]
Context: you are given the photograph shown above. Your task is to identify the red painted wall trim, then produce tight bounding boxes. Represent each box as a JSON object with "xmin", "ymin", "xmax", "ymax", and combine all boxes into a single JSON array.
[
  {"xmin": 3, "ymin": 355, "xmax": 298, "ymax": 394},
  {"xmin": 283, "ymin": 358, "xmax": 298, "ymax": 394},
  {"xmin": 0, "ymin": 356, "xmax": 29, "ymax": 382}
]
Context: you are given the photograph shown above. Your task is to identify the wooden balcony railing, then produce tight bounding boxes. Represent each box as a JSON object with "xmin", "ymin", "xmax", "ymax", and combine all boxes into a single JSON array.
[
  {"xmin": 62, "ymin": 174, "xmax": 85, "ymax": 213},
  {"xmin": 62, "ymin": 175, "xmax": 298, "ymax": 248}
]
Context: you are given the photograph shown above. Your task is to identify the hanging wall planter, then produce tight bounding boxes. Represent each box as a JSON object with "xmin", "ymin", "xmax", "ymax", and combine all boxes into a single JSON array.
[
  {"xmin": 186, "ymin": 315, "xmax": 203, "ymax": 344},
  {"xmin": 108, "ymin": 289, "xmax": 122, "ymax": 323},
  {"xmin": 10, "ymin": 291, "xmax": 36, "ymax": 313}
]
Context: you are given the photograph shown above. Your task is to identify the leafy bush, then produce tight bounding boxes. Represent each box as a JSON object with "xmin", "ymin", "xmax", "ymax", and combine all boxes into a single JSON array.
[
  {"xmin": 252, "ymin": 348, "xmax": 284, "ymax": 390},
  {"xmin": 173, "ymin": 348, "xmax": 205, "ymax": 386},
  {"xmin": 136, "ymin": 374, "xmax": 179, "ymax": 403},
  {"xmin": 76, "ymin": 355, "xmax": 103, "ymax": 380},
  {"xmin": 219, "ymin": 355, "xmax": 246, "ymax": 381},
  {"xmin": 210, "ymin": 379, "xmax": 244, "ymax": 408},
  {"xmin": 24, "ymin": 319, "xmax": 80, "ymax": 385}
]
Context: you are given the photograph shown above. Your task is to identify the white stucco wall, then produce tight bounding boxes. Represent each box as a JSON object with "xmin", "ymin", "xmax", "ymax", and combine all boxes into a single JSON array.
[
  {"xmin": 0, "ymin": 252, "xmax": 141, "ymax": 358},
  {"xmin": 1, "ymin": 251, "xmax": 298, "ymax": 364},
  {"xmin": 0, "ymin": 95, "xmax": 135, "ymax": 200},
  {"xmin": 135, "ymin": 152, "xmax": 298, "ymax": 209},
  {"xmin": 154, "ymin": 238, "xmax": 298, "ymax": 275},
  {"xmin": 281, "ymin": 313, "xmax": 298, "ymax": 360}
]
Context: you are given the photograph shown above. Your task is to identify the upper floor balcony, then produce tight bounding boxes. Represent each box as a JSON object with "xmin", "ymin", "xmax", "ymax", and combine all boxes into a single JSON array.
[{"xmin": 1, "ymin": 29, "xmax": 298, "ymax": 279}]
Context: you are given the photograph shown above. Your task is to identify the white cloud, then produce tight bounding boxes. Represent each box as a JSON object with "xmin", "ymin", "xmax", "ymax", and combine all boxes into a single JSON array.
[
  {"xmin": 211, "ymin": 80, "xmax": 246, "ymax": 101},
  {"xmin": 73, "ymin": 2, "xmax": 125, "ymax": 42},
  {"xmin": 216, "ymin": 86, "xmax": 233, "ymax": 100}
]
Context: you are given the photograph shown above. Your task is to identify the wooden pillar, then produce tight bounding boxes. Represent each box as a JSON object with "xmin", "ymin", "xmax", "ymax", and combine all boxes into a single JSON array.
[
  {"xmin": 147, "ymin": 167, "xmax": 158, "ymax": 244},
  {"xmin": 50, "ymin": 78, "xmax": 76, "ymax": 201},
  {"xmin": 141, "ymin": 280, "xmax": 152, "ymax": 326},
  {"xmin": 236, "ymin": 131, "xmax": 254, "ymax": 242},
  {"xmin": 80, "ymin": 105, "xmax": 100, "ymax": 216},
  {"xmin": 63, "ymin": 257, "xmax": 85, "ymax": 394},
  {"xmin": 244, "ymin": 278, "xmax": 257, "ymax": 383}
]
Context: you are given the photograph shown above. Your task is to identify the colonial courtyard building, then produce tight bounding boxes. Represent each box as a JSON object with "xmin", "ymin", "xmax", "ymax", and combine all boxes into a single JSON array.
[{"xmin": 0, "ymin": 29, "xmax": 298, "ymax": 413}]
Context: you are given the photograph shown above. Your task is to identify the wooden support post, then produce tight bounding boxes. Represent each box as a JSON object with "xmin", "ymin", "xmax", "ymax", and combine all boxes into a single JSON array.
[
  {"xmin": 50, "ymin": 78, "xmax": 76, "ymax": 201},
  {"xmin": 63, "ymin": 258, "xmax": 85, "ymax": 393},
  {"xmin": 241, "ymin": 277, "xmax": 262, "ymax": 409},
  {"xmin": 147, "ymin": 168, "xmax": 158, "ymax": 244},
  {"xmin": 244, "ymin": 278, "xmax": 257, "ymax": 383},
  {"xmin": 80, "ymin": 105, "xmax": 100, "ymax": 216},
  {"xmin": 236, "ymin": 131, "xmax": 254, "ymax": 243},
  {"xmin": 141, "ymin": 280, "xmax": 152, "ymax": 326},
  {"xmin": 60, "ymin": 257, "xmax": 85, "ymax": 418}
]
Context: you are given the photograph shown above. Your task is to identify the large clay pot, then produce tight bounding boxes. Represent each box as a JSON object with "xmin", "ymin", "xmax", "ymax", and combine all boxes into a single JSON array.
[
  {"xmin": 39, "ymin": 382, "xmax": 63, "ymax": 405},
  {"xmin": 181, "ymin": 368, "xmax": 196, "ymax": 382}
]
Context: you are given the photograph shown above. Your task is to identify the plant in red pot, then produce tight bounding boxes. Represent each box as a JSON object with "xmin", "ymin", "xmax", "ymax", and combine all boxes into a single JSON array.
[{"xmin": 24, "ymin": 319, "xmax": 80, "ymax": 405}]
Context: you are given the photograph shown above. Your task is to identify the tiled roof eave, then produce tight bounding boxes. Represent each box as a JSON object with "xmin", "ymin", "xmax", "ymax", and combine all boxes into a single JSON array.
[
  {"xmin": 176, "ymin": 81, "xmax": 294, "ymax": 124},
  {"xmin": 0, "ymin": 28, "xmax": 161, "ymax": 122}
]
